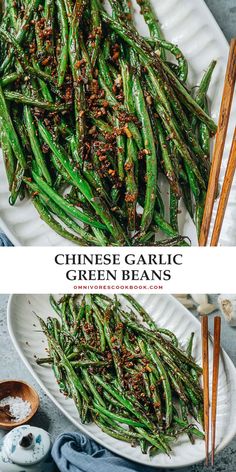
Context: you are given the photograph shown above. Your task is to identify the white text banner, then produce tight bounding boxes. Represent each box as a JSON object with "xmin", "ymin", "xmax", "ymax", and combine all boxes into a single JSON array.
[{"xmin": 0, "ymin": 247, "xmax": 235, "ymax": 294}]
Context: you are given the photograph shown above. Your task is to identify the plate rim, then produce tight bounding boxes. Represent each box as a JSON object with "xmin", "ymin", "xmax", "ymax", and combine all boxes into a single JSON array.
[
  {"xmin": 7, "ymin": 293, "xmax": 236, "ymax": 468},
  {"xmin": 0, "ymin": 0, "xmax": 230, "ymax": 246}
]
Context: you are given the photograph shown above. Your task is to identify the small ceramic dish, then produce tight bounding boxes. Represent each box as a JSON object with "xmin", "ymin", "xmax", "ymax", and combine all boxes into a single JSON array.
[{"xmin": 0, "ymin": 380, "xmax": 39, "ymax": 430}]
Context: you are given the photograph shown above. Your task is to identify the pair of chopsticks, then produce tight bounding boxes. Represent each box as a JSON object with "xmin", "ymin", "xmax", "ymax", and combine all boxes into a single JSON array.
[
  {"xmin": 201, "ymin": 315, "xmax": 221, "ymax": 466},
  {"xmin": 199, "ymin": 38, "xmax": 236, "ymax": 246}
]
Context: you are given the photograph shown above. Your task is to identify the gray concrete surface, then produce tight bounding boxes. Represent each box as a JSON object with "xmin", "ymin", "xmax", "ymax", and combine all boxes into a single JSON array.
[
  {"xmin": 0, "ymin": 294, "xmax": 235, "ymax": 471},
  {"xmin": 205, "ymin": 0, "xmax": 235, "ymax": 42}
]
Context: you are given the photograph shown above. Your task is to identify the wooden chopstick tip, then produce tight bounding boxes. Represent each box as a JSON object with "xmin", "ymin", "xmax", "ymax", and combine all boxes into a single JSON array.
[
  {"xmin": 211, "ymin": 315, "xmax": 222, "ymax": 467},
  {"xmin": 210, "ymin": 127, "xmax": 236, "ymax": 246},
  {"xmin": 201, "ymin": 315, "xmax": 210, "ymax": 466}
]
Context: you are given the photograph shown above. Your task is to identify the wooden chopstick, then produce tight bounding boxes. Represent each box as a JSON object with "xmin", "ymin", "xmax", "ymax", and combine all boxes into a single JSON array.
[
  {"xmin": 211, "ymin": 316, "xmax": 221, "ymax": 466},
  {"xmin": 201, "ymin": 315, "xmax": 210, "ymax": 466},
  {"xmin": 199, "ymin": 38, "xmax": 236, "ymax": 246},
  {"xmin": 210, "ymin": 128, "xmax": 236, "ymax": 245}
]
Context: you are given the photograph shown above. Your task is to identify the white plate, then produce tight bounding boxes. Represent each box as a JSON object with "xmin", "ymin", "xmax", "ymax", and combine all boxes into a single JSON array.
[
  {"xmin": 0, "ymin": 0, "xmax": 235, "ymax": 246},
  {"xmin": 7, "ymin": 294, "xmax": 236, "ymax": 468}
]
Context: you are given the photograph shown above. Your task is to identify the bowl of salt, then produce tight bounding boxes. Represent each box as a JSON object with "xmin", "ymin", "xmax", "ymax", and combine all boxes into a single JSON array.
[{"xmin": 0, "ymin": 380, "xmax": 39, "ymax": 430}]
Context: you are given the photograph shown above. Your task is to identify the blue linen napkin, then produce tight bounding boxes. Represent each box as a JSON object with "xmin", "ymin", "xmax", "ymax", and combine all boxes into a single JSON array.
[
  {"xmin": 52, "ymin": 433, "xmax": 156, "ymax": 472},
  {"xmin": 0, "ymin": 232, "xmax": 13, "ymax": 246}
]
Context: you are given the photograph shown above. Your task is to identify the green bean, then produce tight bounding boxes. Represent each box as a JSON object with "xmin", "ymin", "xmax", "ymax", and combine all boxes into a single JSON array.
[
  {"xmin": 155, "ymin": 100, "xmax": 206, "ymax": 189},
  {"xmin": 107, "ymin": 8, "xmax": 216, "ymax": 131},
  {"xmin": 49, "ymin": 295, "xmax": 62, "ymax": 317},
  {"xmin": 94, "ymin": 404, "xmax": 146, "ymax": 428},
  {"xmin": 149, "ymin": 371, "xmax": 162, "ymax": 425},
  {"xmin": 191, "ymin": 60, "xmax": 217, "ymax": 129},
  {"xmin": 92, "ymin": 305, "xmax": 106, "ymax": 352},
  {"xmin": 103, "ymin": 390, "xmax": 123, "ymax": 410},
  {"xmin": 91, "ymin": 227, "xmax": 109, "ymax": 246},
  {"xmin": 4, "ymin": 91, "xmax": 70, "ymax": 111},
  {"xmin": 136, "ymin": 0, "xmax": 166, "ymax": 60},
  {"xmin": 1, "ymin": 72, "xmax": 22, "ymax": 87},
  {"xmin": 70, "ymin": 135, "xmax": 110, "ymax": 203},
  {"xmin": 199, "ymin": 100, "xmax": 211, "ymax": 158},
  {"xmin": 103, "ymin": 305, "xmax": 123, "ymax": 385},
  {"xmin": 170, "ymin": 188, "xmax": 179, "ymax": 232},
  {"xmin": 9, "ymin": 162, "xmax": 25, "ymax": 205},
  {"xmin": 37, "ymin": 121, "xmax": 128, "ymax": 244},
  {"xmin": 31, "ymin": 171, "xmax": 107, "ymax": 230},
  {"xmin": 24, "ymin": 107, "xmax": 52, "ymax": 185},
  {"xmin": 39, "ymin": 316, "xmax": 90, "ymax": 401},
  {"xmin": 184, "ymin": 161, "xmax": 201, "ymax": 200},
  {"xmin": 125, "ymin": 138, "xmax": 138, "ymax": 232},
  {"xmin": 94, "ymin": 374, "xmax": 153, "ymax": 431},
  {"xmin": 153, "ymin": 213, "xmax": 178, "ymax": 238},
  {"xmin": 31, "ymin": 196, "xmax": 89, "ymax": 245},
  {"xmin": 136, "ymin": 428, "xmax": 170, "ymax": 454},
  {"xmin": 97, "ymin": 76, "xmax": 144, "ymax": 151},
  {"xmin": 132, "ymin": 63, "xmax": 157, "ymax": 232},
  {"xmin": 180, "ymin": 400, "xmax": 195, "ymax": 444},
  {"xmin": 0, "ymin": 28, "xmax": 55, "ymax": 84},
  {"xmin": 88, "ymin": 0, "xmax": 102, "ymax": 68},
  {"xmin": 156, "ymin": 119, "xmax": 179, "ymax": 195},
  {"xmin": 0, "ymin": 84, "xmax": 26, "ymax": 169},
  {"xmin": 199, "ymin": 121, "xmax": 210, "ymax": 158},
  {"xmin": 6, "ymin": 0, "xmax": 18, "ymax": 29},
  {"xmin": 163, "ymin": 356, "xmax": 202, "ymax": 400},
  {"xmin": 165, "ymin": 65, "xmax": 217, "ymax": 133},
  {"xmin": 120, "ymin": 55, "xmax": 135, "ymax": 115},
  {"xmin": 124, "ymin": 317, "xmax": 196, "ymax": 376},
  {"xmin": 0, "ymin": 0, "xmax": 43, "ymax": 73},
  {"xmin": 153, "ymin": 38, "xmax": 187, "ymax": 82},
  {"xmin": 0, "ymin": 118, "xmax": 15, "ymax": 189},
  {"xmin": 24, "ymin": 179, "xmax": 100, "ymax": 245},
  {"xmin": 195, "ymin": 191, "xmax": 206, "ymax": 239},
  {"xmin": 145, "ymin": 343, "xmax": 173, "ymax": 428},
  {"xmin": 186, "ymin": 332, "xmax": 195, "ymax": 358},
  {"xmin": 94, "ymin": 417, "xmax": 140, "ymax": 443},
  {"xmin": 82, "ymin": 369, "xmax": 106, "ymax": 407},
  {"xmin": 147, "ymin": 67, "xmax": 207, "ymax": 178},
  {"xmin": 68, "ymin": 375, "xmax": 83, "ymax": 415},
  {"xmin": 115, "ymin": 117, "xmax": 125, "ymax": 182},
  {"xmin": 173, "ymin": 416, "xmax": 204, "ymax": 439},
  {"xmin": 68, "ymin": 2, "xmax": 86, "ymax": 150},
  {"xmin": 63, "ymin": 0, "xmax": 73, "ymax": 18},
  {"xmin": 56, "ymin": 0, "xmax": 69, "ymax": 86},
  {"xmin": 123, "ymin": 295, "xmax": 179, "ymax": 347}
]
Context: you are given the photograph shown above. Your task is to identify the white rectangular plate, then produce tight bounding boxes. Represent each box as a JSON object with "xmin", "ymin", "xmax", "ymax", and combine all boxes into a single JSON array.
[
  {"xmin": 7, "ymin": 294, "xmax": 236, "ymax": 468},
  {"xmin": 0, "ymin": 0, "xmax": 235, "ymax": 246}
]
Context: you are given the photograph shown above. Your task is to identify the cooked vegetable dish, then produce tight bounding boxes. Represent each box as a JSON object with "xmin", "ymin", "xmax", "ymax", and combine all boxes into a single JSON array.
[
  {"xmin": 0, "ymin": 1, "xmax": 217, "ymax": 245},
  {"xmin": 37, "ymin": 294, "xmax": 204, "ymax": 456}
]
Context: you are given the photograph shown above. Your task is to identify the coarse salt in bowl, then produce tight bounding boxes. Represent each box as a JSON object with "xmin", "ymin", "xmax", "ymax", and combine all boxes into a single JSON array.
[{"xmin": 0, "ymin": 380, "xmax": 39, "ymax": 430}]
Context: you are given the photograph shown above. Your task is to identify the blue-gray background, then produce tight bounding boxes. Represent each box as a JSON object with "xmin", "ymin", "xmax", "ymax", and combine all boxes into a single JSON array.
[
  {"xmin": 0, "ymin": 294, "xmax": 235, "ymax": 472},
  {"xmin": 205, "ymin": 0, "xmax": 235, "ymax": 42}
]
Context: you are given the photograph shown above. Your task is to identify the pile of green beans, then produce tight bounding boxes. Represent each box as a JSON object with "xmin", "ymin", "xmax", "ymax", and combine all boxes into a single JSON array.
[
  {"xmin": 0, "ymin": 0, "xmax": 217, "ymax": 246},
  {"xmin": 37, "ymin": 294, "xmax": 204, "ymax": 456}
]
